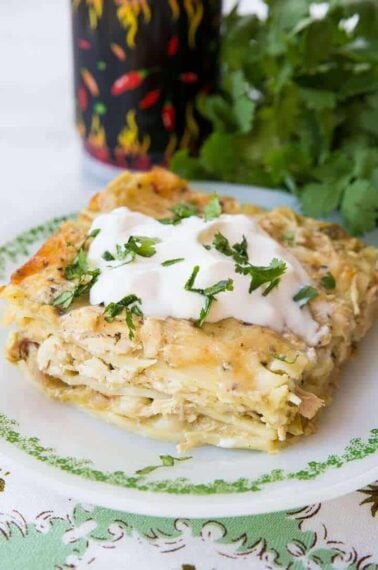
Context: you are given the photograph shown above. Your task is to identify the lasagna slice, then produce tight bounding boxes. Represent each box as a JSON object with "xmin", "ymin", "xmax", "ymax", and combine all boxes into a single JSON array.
[{"xmin": 2, "ymin": 168, "xmax": 377, "ymax": 452}]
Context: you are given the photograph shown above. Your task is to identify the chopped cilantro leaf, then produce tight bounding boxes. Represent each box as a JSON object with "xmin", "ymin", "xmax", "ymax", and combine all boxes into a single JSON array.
[
  {"xmin": 197, "ymin": 296, "xmax": 215, "ymax": 328},
  {"xmin": 204, "ymin": 195, "xmax": 222, "ymax": 221},
  {"xmin": 184, "ymin": 265, "xmax": 233, "ymax": 326},
  {"xmin": 103, "ymin": 294, "xmax": 142, "ymax": 340},
  {"xmin": 52, "ymin": 290, "xmax": 75, "ymax": 310},
  {"xmin": 104, "ymin": 236, "xmax": 160, "ymax": 264},
  {"xmin": 161, "ymin": 258, "xmax": 185, "ymax": 266},
  {"xmin": 293, "ymin": 285, "xmax": 319, "ymax": 307},
  {"xmin": 52, "ymin": 229, "xmax": 101, "ymax": 310},
  {"xmin": 321, "ymin": 271, "xmax": 336, "ymax": 290},
  {"xmin": 184, "ymin": 264, "xmax": 200, "ymax": 291},
  {"xmin": 159, "ymin": 203, "xmax": 198, "ymax": 225},
  {"xmin": 235, "ymin": 258, "xmax": 287, "ymax": 294},
  {"xmin": 212, "ymin": 232, "xmax": 249, "ymax": 264},
  {"xmin": 52, "ymin": 269, "xmax": 100, "ymax": 310},
  {"xmin": 102, "ymin": 250, "xmax": 115, "ymax": 261},
  {"xmin": 87, "ymin": 228, "xmax": 101, "ymax": 240},
  {"xmin": 64, "ymin": 248, "xmax": 89, "ymax": 280}
]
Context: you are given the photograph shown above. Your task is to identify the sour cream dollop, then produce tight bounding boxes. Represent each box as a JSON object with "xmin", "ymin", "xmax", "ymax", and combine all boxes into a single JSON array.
[{"xmin": 88, "ymin": 207, "xmax": 323, "ymax": 345}]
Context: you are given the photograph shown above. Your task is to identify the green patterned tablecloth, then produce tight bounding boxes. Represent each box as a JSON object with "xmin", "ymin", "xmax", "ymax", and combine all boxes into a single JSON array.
[{"xmin": 0, "ymin": 454, "xmax": 377, "ymax": 569}]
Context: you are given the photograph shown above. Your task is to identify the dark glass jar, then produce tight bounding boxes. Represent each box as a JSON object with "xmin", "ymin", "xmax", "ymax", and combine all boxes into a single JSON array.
[{"xmin": 71, "ymin": 0, "xmax": 222, "ymax": 170}]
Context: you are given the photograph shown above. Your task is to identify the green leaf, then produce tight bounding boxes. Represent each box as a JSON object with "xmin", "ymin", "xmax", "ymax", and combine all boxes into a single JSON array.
[
  {"xmin": 184, "ymin": 265, "xmax": 200, "ymax": 291},
  {"xmin": 211, "ymin": 232, "xmax": 249, "ymax": 264},
  {"xmin": 198, "ymin": 95, "xmax": 235, "ymax": 133},
  {"xmin": 204, "ymin": 195, "xmax": 222, "ymax": 221},
  {"xmin": 293, "ymin": 285, "xmax": 319, "ymax": 307},
  {"xmin": 161, "ymin": 258, "xmax": 185, "ymax": 266},
  {"xmin": 64, "ymin": 248, "xmax": 89, "ymax": 280},
  {"xmin": 184, "ymin": 265, "xmax": 234, "ymax": 326},
  {"xmin": 299, "ymin": 88, "xmax": 337, "ymax": 111},
  {"xmin": 159, "ymin": 203, "xmax": 198, "ymax": 225},
  {"xmin": 52, "ymin": 290, "xmax": 75, "ymax": 310},
  {"xmin": 87, "ymin": 228, "xmax": 101, "ymax": 240},
  {"xmin": 102, "ymin": 250, "xmax": 115, "ymax": 261},
  {"xmin": 170, "ymin": 149, "xmax": 209, "ymax": 180},
  {"xmin": 103, "ymin": 294, "xmax": 143, "ymax": 339},
  {"xmin": 321, "ymin": 271, "xmax": 336, "ymax": 290},
  {"xmin": 128, "ymin": 236, "xmax": 160, "ymax": 257},
  {"xmin": 197, "ymin": 296, "xmax": 215, "ymax": 327},
  {"xmin": 109, "ymin": 236, "xmax": 160, "ymax": 260},
  {"xmin": 200, "ymin": 133, "xmax": 239, "ymax": 179},
  {"xmin": 235, "ymin": 258, "xmax": 287, "ymax": 294},
  {"xmin": 203, "ymin": 279, "xmax": 234, "ymax": 297},
  {"xmin": 52, "ymin": 229, "xmax": 101, "ymax": 311},
  {"xmin": 340, "ymin": 179, "xmax": 378, "ymax": 234},
  {"xmin": 301, "ymin": 181, "xmax": 345, "ymax": 217}
]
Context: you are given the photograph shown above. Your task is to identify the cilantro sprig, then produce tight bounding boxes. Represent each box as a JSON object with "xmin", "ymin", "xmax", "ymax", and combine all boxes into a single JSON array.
[
  {"xmin": 293, "ymin": 285, "xmax": 319, "ymax": 307},
  {"xmin": 159, "ymin": 203, "xmax": 198, "ymax": 225},
  {"xmin": 171, "ymin": 3, "xmax": 378, "ymax": 234},
  {"xmin": 159, "ymin": 195, "xmax": 222, "ymax": 225},
  {"xmin": 161, "ymin": 258, "xmax": 185, "ymax": 266},
  {"xmin": 204, "ymin": 195, "xmax": 222, "ymax": 221},
  {"xmin": 102, "ymin": 235, "xmax": 160, "ymax": 264},
  {"xmin": 52, "ymin": 229, "xmax": 101, "ymax": 310},
  {"xmin": 103, "ymin": 294, "xmax": 143, "ymax": 340},
  {"xmin": 321, "ymin": 271, "xmax": 336, "ymax": 290},
  {"xmin": 235, "ymin": 258, "xmax": 287, "ymax": 295},
  {"xmin": 185, "ymin": 265, "xmax": 234, "ymax": 326},
  {"xmin": 212, "ymin": 232, "xmax": 249, "ymax": 264},
  {"xmin": 210, "ymin": 231, "xmax": 286, "ymax": 295}
]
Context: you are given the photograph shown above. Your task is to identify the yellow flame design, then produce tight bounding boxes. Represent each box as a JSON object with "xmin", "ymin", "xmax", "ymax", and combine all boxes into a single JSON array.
[
  {"xmin": 180, "ymin": 103, "xmax": 200, "ymax": 150},
  {"xmin": 72, "ymin": 0, "xmax": 103, "ymax": 29},
  {"xmin": 117, "ymin": 110, "xmax": 151, "ymax": 154},
  {"xmin": 184, "ymin": 0, "xmax": 204, "ymax": 49},
  {"xmin": 116, "ymin": 0, "xmax": 152, "ymax": 49},
  {"xmin": 165, "ymin": 133, "xmax": 178, "ymax": 160},
  {"xmin": 167, "ymin": 0, "xmax": 180, "ymax": 20},
  {"xmin": 88, "ymin": 114, "xmax": 107, "ymax": 148}
]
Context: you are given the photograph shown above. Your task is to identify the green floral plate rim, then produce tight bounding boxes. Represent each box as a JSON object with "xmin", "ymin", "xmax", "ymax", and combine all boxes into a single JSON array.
[{"xmin": 0, "ymin": 199, "xmax": 377, "ymax": 517}]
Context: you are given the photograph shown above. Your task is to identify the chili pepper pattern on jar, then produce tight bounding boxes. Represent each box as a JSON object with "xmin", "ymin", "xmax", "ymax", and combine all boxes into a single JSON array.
[{"xmin": 71, "ymin": 0, "xmax": 221, "ymax": 169}]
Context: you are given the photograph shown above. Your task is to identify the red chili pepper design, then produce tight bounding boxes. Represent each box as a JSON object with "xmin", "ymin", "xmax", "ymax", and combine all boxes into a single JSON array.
[
  {"xmin": 110, "ymin": 70, "xmax": 148, "ymax": 96},
  {"xmin": 81, "ymin": 68, "xmax": 99, "ymax": 97},
  {"xmin": 78, "ymin": 85, "xmax": 88, "ymax": 112},
  {"xmin": 139, "ymin": 89, "xmax": 160, "ymax": 110},
  {"xmin": 167, "ymin": 36, "xmax": 179, "ymax": 57},
  {"xmin": 179, "ymin": 72, "xmax": 199, "ymax": 84},
  {"xmin": 162, "ymin": 102, "xmax": 176, "ymax": 132},
  {"xmin": 78, "ymin": 38, "xmax": 91, "ymax": 50},
  {"xmin": 110, "ymin": 42, "xmax": 127, "ymax": 61}
]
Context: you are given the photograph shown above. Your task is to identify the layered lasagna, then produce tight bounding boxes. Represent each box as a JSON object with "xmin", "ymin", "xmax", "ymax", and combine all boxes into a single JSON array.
[{"xmin": 2, "ymin": 168, "xmax": 377, "ymax": 452}]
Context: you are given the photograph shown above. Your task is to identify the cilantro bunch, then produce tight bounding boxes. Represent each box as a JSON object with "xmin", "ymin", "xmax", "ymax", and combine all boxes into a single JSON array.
[{"xmin": 172, "ymin": 0, "xmax": 378, "ymax": 234}]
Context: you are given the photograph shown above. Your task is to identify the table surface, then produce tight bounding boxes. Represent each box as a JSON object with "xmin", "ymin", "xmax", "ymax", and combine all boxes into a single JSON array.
[{"xmin": 1, "ymin": 2, "xmax": 377, "ymax": 569}]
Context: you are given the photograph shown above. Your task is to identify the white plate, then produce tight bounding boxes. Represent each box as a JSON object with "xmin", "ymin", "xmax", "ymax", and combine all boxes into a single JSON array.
[{"xmin": 0, "ymin": 182, "xmax": 377, "ymax": 518}]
